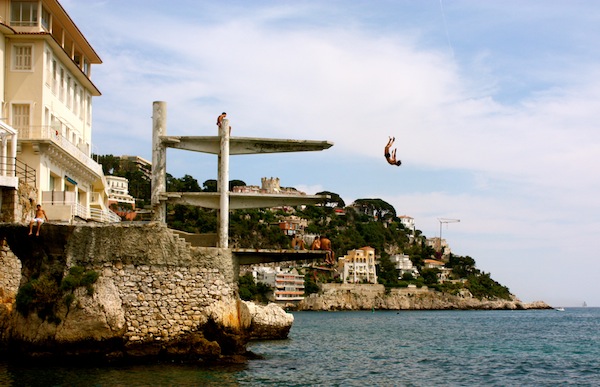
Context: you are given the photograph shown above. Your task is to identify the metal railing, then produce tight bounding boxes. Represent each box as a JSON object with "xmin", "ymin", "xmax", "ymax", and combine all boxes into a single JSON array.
[
  {"xmin": 42, "ymin": 191, "xmax": 121, "ymax": 224},
  {"xmin": 0, "ymin": 156, "xmax": 36, "ymax": 187},
  {"xmin": 18, "ymin": 125, "xmax": 102, "ymax": 177},
  {"xmin": 89, "ymin": 207, "xmax": 121, "ymax": 223}
]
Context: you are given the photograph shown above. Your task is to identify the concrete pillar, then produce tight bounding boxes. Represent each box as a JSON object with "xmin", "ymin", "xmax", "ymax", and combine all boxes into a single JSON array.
[
  {"xmin": 151, "ymin": 101, "xmax": 167, "ymax": 222},
  {"xmin": 218, "ymin": 118, "xmax": 230, "ymax": 248}
]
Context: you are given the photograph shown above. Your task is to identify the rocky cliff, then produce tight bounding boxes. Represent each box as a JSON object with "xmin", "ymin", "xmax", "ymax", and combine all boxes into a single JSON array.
[
  {"xmin": 297, "ymin": 283, "xmax": 552, "ymax": 311},
  {"xmin": 0, "ymin": 222, "xmax": 293, "ymax": 363}
]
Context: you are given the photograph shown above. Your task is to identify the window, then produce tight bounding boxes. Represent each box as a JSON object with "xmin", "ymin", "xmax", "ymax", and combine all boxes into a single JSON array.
[
  {"xmin": 12, "ymin": 104, "xmax": 30, "ymax": 131},
  {"xmin": 66, "ymin": 76, "xmax": 72, "ymax": 109},
  {"xmin": 41, "ymin": 5, "xmax": 50, "ymax": 30},
  {"xmin": 13, "ymin": 45, "xmax": 33, "ymax": 71},
  {"xmin": 59, "ymin": 68, "xmax": 64, "ymax": 101},
  {"xmin": 52, "ymin": 59, "xmax": 57, "ymax": 93},
  {"xmin": 11, "ymin": 1, "xmax": 38, "ymax": 27},
  {"xmin": 45, "ymin": 50, "xmax": 52, "ymax": 85},
  {"xmin": 73, "ymin": 84, "xmax": 79, "ymax": 115},
  {"xmin": 85, "ymin": 95, "xmax": 91, "ymax": 123},
  {"xmin": 77, "ymin": 88, "xmax": 83, "ymax": 119}
]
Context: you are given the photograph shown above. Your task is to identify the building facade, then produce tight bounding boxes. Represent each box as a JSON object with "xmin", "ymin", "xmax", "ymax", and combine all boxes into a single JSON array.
[
  {"xmin": 0, "ymin": 0, "xmax": 117, "ymax": 222},
  {"xmin": 338, "ymin": 246, "xmax": 378, "ymax": 284},
  {"xmin": 389, "ymin": 253, "xmax": 419, "ymax": 279},
  {"xmin": 106, "ymin": 175, "xmax": 135, "ymax": 208},
  {"xmin": 255, "ymin": 267, "xmax": 305, "ymax": 302}
]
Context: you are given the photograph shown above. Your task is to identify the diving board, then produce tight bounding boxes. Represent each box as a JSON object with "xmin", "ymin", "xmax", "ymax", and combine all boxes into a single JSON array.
[{"xmin": 151, "ymin": 101, "xmax": 334, "ymax": 248}]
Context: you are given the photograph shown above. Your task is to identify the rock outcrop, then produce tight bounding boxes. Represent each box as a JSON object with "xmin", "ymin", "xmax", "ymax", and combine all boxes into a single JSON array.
[
  {"xmin": 244, "ymin": 301, "xmax": 294, "ymax": 340},
  {"xmin": 0, "ymin": 223, "xmax": 293, "ymax": 363},
  {"xmin": 297, "ymin": 283, "xmax": 552, "ymax": 311}
]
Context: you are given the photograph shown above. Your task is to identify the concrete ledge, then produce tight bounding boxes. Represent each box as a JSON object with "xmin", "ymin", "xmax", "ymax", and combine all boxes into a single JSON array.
[{"xmin": 233, "ymin": 249, "xmax": 328, "ymax": 265}]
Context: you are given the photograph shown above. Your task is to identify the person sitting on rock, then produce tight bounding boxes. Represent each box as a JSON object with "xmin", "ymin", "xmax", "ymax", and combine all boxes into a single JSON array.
[{"xmin": 29, "ymin": 204, "xmax": 48, "ymax": 236}]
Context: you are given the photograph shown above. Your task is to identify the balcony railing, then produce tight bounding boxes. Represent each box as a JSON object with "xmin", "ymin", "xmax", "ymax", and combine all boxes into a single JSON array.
[
  {"xmin": 42, "ymin": 191, "xmax": 121, "ymax": 223},
  {"xmin": 0, "ymin": 156, "xmax": 36, "ymax": 187},
  {"xmin": 18, "ymin": 125, "xmax": 102, "ymax": 177}
]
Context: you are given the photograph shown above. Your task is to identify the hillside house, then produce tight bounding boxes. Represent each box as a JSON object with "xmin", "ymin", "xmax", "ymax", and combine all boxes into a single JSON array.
[
  {"xmin": 338, "ymin": 246, "xmax": 378, "ymax": 284},
  {"xmin": 389, "ymin": 253, "xmax": 419, "ymax": 279},
  {"xmin": 254, "ymin": 267, "xmax": 305, "ymax": 302}
]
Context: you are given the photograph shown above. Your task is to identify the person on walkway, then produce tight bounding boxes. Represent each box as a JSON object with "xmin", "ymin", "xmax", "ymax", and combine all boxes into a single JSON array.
[
  {"xmin": 384, "ymin": 136, "xmax": 402, "ymax": 166},
  {"xmin": 310, "ymin": 236, "xmax": 321, "ymax": 250},
  {"xmin": 319, "ymin": 235, "xmax": 335, "ymax": 264},
  {"xmin": 29, "ymin": 204, "xmax": 48, "ymax": 236},
  {"xmin": 291, "ymin": 234, "xmax": 306, "ymax": 250},
  {"xmin": 217, "ymin": 112, "xmax": 231, "ymax": 134}
]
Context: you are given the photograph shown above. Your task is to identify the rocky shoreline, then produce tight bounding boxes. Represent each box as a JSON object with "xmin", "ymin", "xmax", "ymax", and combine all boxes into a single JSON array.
[{"xmin": 295, "ymin": 283, "xmax": 552, "ymax": 311}]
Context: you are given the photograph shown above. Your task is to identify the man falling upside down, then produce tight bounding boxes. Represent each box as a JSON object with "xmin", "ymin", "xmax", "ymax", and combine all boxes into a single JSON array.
[{"xmin": 384, "ymin": 136, "xmax": 402, "ymax": 166}]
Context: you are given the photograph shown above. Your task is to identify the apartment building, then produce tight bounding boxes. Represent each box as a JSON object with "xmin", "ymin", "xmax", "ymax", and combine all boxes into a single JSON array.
[
  {"xmin": 0, "ymin": 0, "xmax": 117, "ymax": 222},
  {"xmin": 389, "ymin": 253, "xmax": 419, "ymax": 279},
  {"xmin": 106, "ymin": 175, "xmax": 135, "ymax": 208},
  {"xmin": 338, "ymin": 246, "xmax": 378, "ymax": 284},
  {"xmin": 255, "ymin": 267, "xmax": 305, "ymax": 302}
]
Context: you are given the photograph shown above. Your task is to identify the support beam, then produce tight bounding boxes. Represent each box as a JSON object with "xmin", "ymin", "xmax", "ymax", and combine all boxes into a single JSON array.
[
  {"xmin": 151, "ymin": 101, "xmax": 167, "ymax": 222},
  {"xmin": 218, "ymin": 119, "xmax": 230, "ymax": 248}
]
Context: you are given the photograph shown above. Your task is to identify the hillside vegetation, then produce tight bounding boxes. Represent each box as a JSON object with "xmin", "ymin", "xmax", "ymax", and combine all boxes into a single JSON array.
[{"xmin": 94, "ymin": 159, "xmax": 511, "ymax": 301}]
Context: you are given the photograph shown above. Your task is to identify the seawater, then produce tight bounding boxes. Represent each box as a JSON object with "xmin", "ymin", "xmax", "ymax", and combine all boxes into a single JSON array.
[{"xmin": 0, "ymin": 308, "xmax": 598, "ymax": 386}]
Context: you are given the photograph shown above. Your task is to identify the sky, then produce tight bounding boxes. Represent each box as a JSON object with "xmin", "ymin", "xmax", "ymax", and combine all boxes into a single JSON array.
[{"xmin": 61, "ymin": 0, "xmax": 600, "ymax": 307}]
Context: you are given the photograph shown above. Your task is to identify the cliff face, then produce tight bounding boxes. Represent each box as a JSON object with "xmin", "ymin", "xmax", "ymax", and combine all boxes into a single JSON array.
[
  {"xmin": 0, "ymin": 222, "xmax": 292, "ymax": 363},
  {"xmin": 298, "ymin": 283, "xmax": 552, "ymax": 311}
]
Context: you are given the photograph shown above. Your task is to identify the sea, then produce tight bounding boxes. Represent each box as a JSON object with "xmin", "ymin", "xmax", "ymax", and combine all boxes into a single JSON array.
[{"xmin": 0, "ymin": 308, "xmax": 598, "ymax": 386}]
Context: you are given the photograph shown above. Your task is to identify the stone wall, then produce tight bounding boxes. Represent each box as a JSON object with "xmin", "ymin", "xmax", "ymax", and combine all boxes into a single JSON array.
[
  {"xmin": 0, "ymin": 222, "xmax": 260, "ymax": 361},
  {"xmin": 0, "ymin": 239, "xmax": 21, "ymax": 302}
]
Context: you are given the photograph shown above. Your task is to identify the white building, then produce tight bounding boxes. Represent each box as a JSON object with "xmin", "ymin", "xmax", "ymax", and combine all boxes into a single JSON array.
[
  {"xmin": 389, "ymin": 253, "xmax": 419, "ymax": 279},
  {"xmin": 106, "ymin": 175, "xmax": 135, "ymax": 208},
  {"xmin": 338, "ymin": 246, "xmax": 378, "ymax": 284},
  {"xmin": 255, "ymin": 267, "xmax": 305, "ymax": 301},
  {"xmin": 1, "ymin": 0, "xmax": 117, "ymax": 223},
  {"xmin": 398, "ymin": 215, "xmax": 415, "ymax": 233}
]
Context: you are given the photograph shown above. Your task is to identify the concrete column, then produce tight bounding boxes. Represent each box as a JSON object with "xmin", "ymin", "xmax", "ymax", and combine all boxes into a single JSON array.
[
  {"xmin": 151, "ymin": 101, "xmax": 167, "ymax": 222},
  {"xmin": 218, "ymin": 118, "xmax": 230, "ymax": 248}
]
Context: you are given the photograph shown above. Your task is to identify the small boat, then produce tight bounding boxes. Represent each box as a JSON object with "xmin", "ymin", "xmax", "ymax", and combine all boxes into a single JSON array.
[{"xmin": 555, "ymin": 307, "xmax": 565, "ymax": 312}]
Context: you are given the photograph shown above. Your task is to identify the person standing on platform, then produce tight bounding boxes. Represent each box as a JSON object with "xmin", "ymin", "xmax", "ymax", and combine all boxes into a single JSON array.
[{"xmin": 217, "ymin": 112, "xmax": 231, "ymax": 134}]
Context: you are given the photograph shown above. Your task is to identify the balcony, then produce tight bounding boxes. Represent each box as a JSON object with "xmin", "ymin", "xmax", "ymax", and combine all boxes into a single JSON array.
[
  {"xmin": 42, "ymin": 191, "xmax": 120, "ymax": 223},
  {"xmin": 18, "ymin": 125, "xmax": 102, "ymax": 177}
]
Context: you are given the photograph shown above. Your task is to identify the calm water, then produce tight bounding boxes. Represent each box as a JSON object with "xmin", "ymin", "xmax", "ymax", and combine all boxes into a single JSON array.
[{"xmin": 1, "ymin": 308, "xmax": 598, "ymax": 386}]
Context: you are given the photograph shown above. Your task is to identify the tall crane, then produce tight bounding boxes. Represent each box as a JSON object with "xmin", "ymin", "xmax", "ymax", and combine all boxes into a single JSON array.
[{"xmin": 437, "ymin": 218, "xmax": 460, "ymax": 253}]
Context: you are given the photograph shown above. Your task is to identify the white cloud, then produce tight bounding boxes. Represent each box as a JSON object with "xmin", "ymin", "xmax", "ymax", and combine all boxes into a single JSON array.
[{"xmin": 65, "ymin": 0, "xmax": 600, "ymax": 306}]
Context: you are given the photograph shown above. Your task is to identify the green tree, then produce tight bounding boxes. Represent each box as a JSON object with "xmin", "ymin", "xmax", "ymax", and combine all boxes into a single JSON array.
[
  {"xmin": 316, "ymin": 191, "xmax": 345, "ymax": 208},
  {"xmin": 447, "ymin": 254, "xmax": 479, "ymax": 278},
  {"xmin": 421, "ymin": 268, "xmax": 439, "ymax": 285},
  {"xmin": 352, "ymin": 198, "xmax": 396, "ymax": 221},
  {"xmin": 229, "ymin": 179, "xmax": 246, "ymax": 191},
  {"xmin": 202, "ymin": 179, "xmax": 217, "ymax": 192},
  {"xmin": 93, "ymin": 154, "xmax": 122, "ymax": 175},
  {"xmin": 376, "ymin": 253, "xmax": 399, "ymax": 287}
]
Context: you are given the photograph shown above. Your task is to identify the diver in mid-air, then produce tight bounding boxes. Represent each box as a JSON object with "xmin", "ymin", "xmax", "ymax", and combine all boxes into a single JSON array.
[{"xmin": 384, "ymin": 137, "xmax": 402, "ymax": 166}]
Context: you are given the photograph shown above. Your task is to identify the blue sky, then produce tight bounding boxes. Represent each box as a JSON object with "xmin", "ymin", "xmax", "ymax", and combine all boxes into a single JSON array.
[{"xmin": 62, "ymin": 0, "xmax": 600, "ymax": 307}]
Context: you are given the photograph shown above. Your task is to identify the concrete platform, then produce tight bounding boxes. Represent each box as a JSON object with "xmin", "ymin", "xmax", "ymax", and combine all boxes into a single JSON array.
[
  {"xmin": 160, "ymin": 191, "xmax": 328, "ymax": 209},
  {"xmin": 232, "ymin": 248, "xmax": 329, "ymax": 265},
  {"xmin": 160, "ymin": 136, "xmax": 333, "ymax": 155}
]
